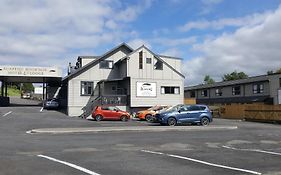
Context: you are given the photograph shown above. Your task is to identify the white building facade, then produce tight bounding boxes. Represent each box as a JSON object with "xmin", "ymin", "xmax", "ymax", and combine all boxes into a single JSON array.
[{"xmin": 63, "ymin": 43, "xmax": 185, "ymax": 116}]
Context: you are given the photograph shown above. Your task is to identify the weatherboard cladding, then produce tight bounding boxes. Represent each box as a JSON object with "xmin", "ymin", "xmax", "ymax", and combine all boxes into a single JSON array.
[
  {"xmin": 118, "ymin": 45, "xmax": 185, "ymax": 78},
  {"xmin": 63, "ymin": 43, "xmax": 185, "ymax": 81},
  {"xmin": 63, "ymin": 43, "xmax": 134, "ymax": 81},
  {"xmin": 184, "ymin": 74, "xmax": 277, "ymax": 90}
]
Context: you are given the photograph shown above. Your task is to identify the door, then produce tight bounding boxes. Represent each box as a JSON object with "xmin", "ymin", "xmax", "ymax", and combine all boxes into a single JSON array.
[
  {"xmin": 108, "ymin": 106, "xmax": 120, "ymax": 120},
  {"xmin": 100, "ymin": 106, "xmax": 112, "ymax": 119},
  {"xmin": 187, "ymin": 105, "xmax": 202, "ymax": 122},
  {"xmin": 177, "ymin": 106, "xmax": 192, "ymax": 123}
]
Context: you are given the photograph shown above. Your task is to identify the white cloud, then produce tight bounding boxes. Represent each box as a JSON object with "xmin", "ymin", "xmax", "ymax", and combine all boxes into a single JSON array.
[
  {"xmin": 161, "ymin": 48, "xmax": 182, "ymax": 57},
  {"xmin": 200, "ymin": 0, "xmax": 223, "ymax": 15},
  {"xmin": 183, "ymin": 5, "xmax": 281, "ymax": 86},
  {"xmin": 0, "ymin": 0, "xmax": 152, "ymax": 69},
  {"xmin": 179, "ymin": 12, "xmax": 269, "ymax": 32},
  {"xmin": 127, "ymin": 38, "xmax": 151, "ymax": 49},
  {"xmin": 152, "ymin": 37, "xmax": 197, "ymax": 47}
]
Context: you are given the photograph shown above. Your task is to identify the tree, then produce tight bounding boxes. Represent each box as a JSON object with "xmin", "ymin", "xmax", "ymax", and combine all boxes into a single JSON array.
[
  {"xmin": 267, "ymin": 70, "xmax": 274, "ymax": 75},
  {"xmin": 21, "ymin": 83, "xmax": 34, "ymax": 92},
  {"xmin": 222, "ymin": 71, "xmax": 248, "ymax": 81},
  {"xmin": 276, "ymin": 68, "xmax": 281, "ymax": 74},
  {"xmin": 267, "ymin": 68, "xmax": 281, "ymax": 75},
  {"xmin": 203, "ymin": 75, "xmax": 215, "ymax": 84}
]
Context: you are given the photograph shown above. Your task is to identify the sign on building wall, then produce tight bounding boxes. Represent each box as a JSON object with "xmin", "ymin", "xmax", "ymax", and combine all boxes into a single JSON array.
[
  {"xmin": 136, "ymin": 82, "xmax": 156, "ymax": 97},
  {"xmin": 0, "ymin": 66, "xmax": 61, "ymax": 77},
  {"xmin": 278, "ymin": 89, "xmax": 281, "ymax": 105}
]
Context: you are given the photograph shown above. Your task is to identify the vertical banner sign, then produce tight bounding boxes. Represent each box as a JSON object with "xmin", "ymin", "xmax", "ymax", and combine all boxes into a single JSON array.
[{"xmin": 137, "ymin": 82, "xmax": 156, "ymax": 97}]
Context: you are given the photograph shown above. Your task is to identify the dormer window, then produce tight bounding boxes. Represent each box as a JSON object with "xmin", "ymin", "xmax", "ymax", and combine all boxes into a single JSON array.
[
  {"xmin": 100, "ymin": 60, "xmax": 113, "ymax": 69},
  {"xmin": 139, "ymin": 51, "xmax": 143, "ymax": 69},
  {"xmin": 154, "ymin": 57, "xmax": 163, "ymax": 70}
]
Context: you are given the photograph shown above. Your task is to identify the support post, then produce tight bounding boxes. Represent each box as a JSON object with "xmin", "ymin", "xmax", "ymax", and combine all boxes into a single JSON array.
[
  {"xmin": 1, "ymin": 81, "xmax": 4, "ymax": 96},
  {"xmin": 5, "ymin": 82, "xmax": 7, "ymax": 97}
]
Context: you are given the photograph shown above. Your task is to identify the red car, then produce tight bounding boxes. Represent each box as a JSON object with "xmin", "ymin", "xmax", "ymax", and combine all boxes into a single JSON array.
[{"xmin": 92, "ymin": 106, "xmax": 130, "ymax": 121}]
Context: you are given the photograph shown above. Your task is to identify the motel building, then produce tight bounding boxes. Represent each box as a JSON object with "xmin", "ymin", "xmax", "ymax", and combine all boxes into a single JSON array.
[
  {"xmin": 0, "ymin": 43, "xmax": 184, "ymax": 117},
  {"xmin": 63, "ymin": 43, "xmax": 185, "ymax": 117}
]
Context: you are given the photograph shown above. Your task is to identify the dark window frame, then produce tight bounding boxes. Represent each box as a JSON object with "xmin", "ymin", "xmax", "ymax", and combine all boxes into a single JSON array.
[
  {"xmin": 154, "ymin": 57, "xmax": 163, "ymax": 70},
  {"xmin": 80, "ymin": 81, "xmax": 93, "ymax": 96},
  {"xmin": 201, "ymin": 89, "xmax": 208, "ymax": 97},
  {"xmin": 215, "ymin": 88, "xmax": 222, "ymax": 96},
  {"xmin": 232, "ymin": 86, "xmax": 241, "ymax": 95},
  {"xmin": 99, "ymin": 60, "xmax": 113, "ymax": 69},
  {"xmin": 146, "ymin": 57, "xmax": 152, "ymax": 64},
  {"xmin": 139, "ymin": 51, "xmax": 143, "ymax": 69},
  {"xmin": 190, "ymin": 90, "xmax": 196, "ymax": 98},
  {"xmin": 161, "ymin": 86, "xmax": 180, "ymax": 94},
  {"xmin": 253, "ymin": 83, "xmax": 264, "ymax": 94}
]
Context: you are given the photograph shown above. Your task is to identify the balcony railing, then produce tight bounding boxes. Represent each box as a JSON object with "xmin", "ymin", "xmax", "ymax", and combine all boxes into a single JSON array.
[{"xmin": 101, "ymin": 95, "xmax": 128, "ymax": 105}]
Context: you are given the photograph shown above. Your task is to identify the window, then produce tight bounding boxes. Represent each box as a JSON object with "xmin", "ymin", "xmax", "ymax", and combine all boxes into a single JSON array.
[
  {"xmin": 100, "ymin": 60, "xmax": 113, "ymax": 69},
  {"xmin": 101, "ymin": 106, "xmax": 109, "ymax": 110},
  {"xmin": 215, "ymin": 88, "xmax": 222, "ymax": 96},
  {"xmin": 139, "ymin": 51, "xmax": 143, "ymax": 69},
  {"xmin": 190, "ymin": 91, "xmax": 195, "ymax": 98},
  {"xmin": 232, "ymin": 86, "xmax": 241, "ymax": 95},
  {"xmin": 201, "ymin": 89, "xmax": 208, "ymax": 97},
  {"xmin": 253, "ymin": 84, "xmax": 264, "ymax": 94},
  {"xmin": 81, "ymin": 81, "xmax": 93, "ymax": 96},
  {"xmin": 179, "ymin": 106, "xmax": 189, "ymax": 112},
  {"xmin": 146, "ymin": 57, "xmax": 152, "ymax": 64},
  {"xmin": 161, "ymin": 86, "xmax": 180, "ymax": 94},
  {"xmin": 188, "ymin": 105, "xmax": 201, "ymax": 111},
  {"xmin": 154, "ymin": 57, "xmax": 163, "ymax": 70}
]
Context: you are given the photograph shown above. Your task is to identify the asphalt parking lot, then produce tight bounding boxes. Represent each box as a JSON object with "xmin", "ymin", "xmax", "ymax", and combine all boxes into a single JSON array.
[{"xmin": 1, "ymin": 104, "xmax": 281, "ymax": 175}]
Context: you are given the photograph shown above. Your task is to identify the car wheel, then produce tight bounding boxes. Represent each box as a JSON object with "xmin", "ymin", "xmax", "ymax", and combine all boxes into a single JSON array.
[
  {"xmin": 120, "ymin": 115, "xmax": 128, "ymax": 122},
  {"xmin": 145, "ymin": 114, "xmax": 153, "ymax": 122},
  {"xmin": 167, "ymin": 117, "xmax": 177, "ymax": 126},
  {"xmin": 95, "ymin": 115, "xmax": 103, "ymax": 121},
  {"xmin": 201, "ymin": 117, "xmax": 210, "ymax": 126}
]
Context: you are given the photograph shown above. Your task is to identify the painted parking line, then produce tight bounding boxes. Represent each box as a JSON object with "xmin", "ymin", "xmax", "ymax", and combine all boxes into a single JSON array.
[
  {"xmin": 222, "ymin": 145, "xmax": 281, "ymax": 156},
  {"xmin": 27, "ymin": 126, "xmax": 238, "ymax": 134},
  {"xmin": 2, "ymin": 111, "xmax": 12, "ymax": 117},
  {"xmin": 141, "ymin": 150, "xmax": 261, "ymax": 175},
  {"xmin": 37, "ymin": 154, "xmax": 100, "ymax": 175}
]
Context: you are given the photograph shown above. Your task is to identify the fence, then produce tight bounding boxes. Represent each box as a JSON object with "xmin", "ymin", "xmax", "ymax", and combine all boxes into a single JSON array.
[
  {"xmin": 245, "ymin": 105, "xmax": 281, "ymax": 122},
  {"xmin": 216, "ymin": 104, "xmax": 281, "ymax": 122},
  {"xmin": 184, "ymin": 98, "xmax": 196, "ymax": 105}
]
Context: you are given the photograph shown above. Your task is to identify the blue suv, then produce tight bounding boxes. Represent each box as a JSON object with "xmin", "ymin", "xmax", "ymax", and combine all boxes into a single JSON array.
[{"xmin": 155, "ymin": 104, "xmax": 212, "ymax": 126}]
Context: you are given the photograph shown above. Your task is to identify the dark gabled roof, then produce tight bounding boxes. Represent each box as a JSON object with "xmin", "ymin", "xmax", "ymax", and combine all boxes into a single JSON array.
[
  {"xmin": 196, "ymin": 96, "xmax": 273, "ymax": 104},
  {"xmin": 78, "ymin": 56, "xmax": 100, "ymax": 60},
  {"xmin": 185, "ymin": 73, "xmax": 281, "ymax": 90},
  {"xmin": 118, "ymin": 45, "xmax": 185, "ymax": 78},
  {"xmin": 157, "ymin": 54, "xmax": 183, "ymax": 60},
  {"xmin": 63, "ymin": 43, "xmax": 134, "ymax": 81}
]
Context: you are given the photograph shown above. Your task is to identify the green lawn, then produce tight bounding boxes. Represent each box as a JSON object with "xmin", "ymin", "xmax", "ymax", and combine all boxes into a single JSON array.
[{"xmin": 7, "ymin": 87, "xmax": 21, "ymax": 97}]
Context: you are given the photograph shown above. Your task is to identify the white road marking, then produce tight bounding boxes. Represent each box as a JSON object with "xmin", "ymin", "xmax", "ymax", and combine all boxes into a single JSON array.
[
  {"xmin": 37, "ymin": 154, "xmax": 100, "ymax": 175},
  {"xmin": 222, "ymin": 145, "xmax": 281, "ymax": 156},
  {"xmin": 141, "ymin": 150, "xmax": 261, "ymax": 175},
  {"xmin": 3, "ymin": 111, "xmax": 12, "ymax": 117},
  {"xmin": 40, "ymin": 107, "xmax": 44, "ymax": 112}
]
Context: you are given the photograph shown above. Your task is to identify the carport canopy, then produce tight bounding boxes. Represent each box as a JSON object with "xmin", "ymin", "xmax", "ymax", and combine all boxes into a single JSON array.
[{"xmin": 0, "ymin": 65, "xmax": 62, "ymax": 98}]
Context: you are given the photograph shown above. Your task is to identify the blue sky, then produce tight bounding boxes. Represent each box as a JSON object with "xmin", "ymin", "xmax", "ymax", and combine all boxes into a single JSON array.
[{"xmin": 0, "ymin": 0, "xmax": 281, "ymax": 85}]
